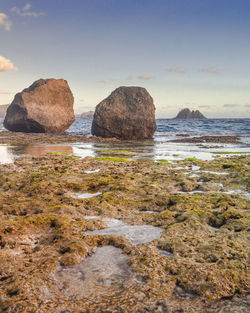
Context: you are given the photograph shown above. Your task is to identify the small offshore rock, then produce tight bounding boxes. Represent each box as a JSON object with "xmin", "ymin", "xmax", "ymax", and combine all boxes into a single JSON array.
[
  {"xmin": 175, "ymin": 108, "xmax": 206, "ymax": 119},
  {"xmin": 4, "ymin": 78, "xmax": 75, "ymax": 133}
]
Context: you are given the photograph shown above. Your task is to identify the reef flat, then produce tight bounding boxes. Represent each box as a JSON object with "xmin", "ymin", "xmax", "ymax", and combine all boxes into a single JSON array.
[
  {"xmin": 0, "ymin": 131, "xmax": 243, "ymax": 146},
  {"xmin": 0, "ymin": 152, "xmax": 249, "ymax": 312},
  {"xmin": 0, "ymin": 131, "xmax": 119, "ymax": 145}
]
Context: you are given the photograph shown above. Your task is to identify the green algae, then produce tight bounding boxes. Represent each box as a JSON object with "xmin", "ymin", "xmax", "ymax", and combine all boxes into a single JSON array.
[
  {"xmin": 184, "ymin": 157, "xmax": 202, "ymax": 162},
  {"xmin": 97, "ymin": 149, "xmax": 136, "ymax": 154},
  {"xmin": 49, "ymin": 151, "xmax": 71, "ymax": 155},
  {"xmin": 213, "ymin": 151, "xmax": 250, "ymax": 155},
  {"xmin": 156, "ymin": 159, "xmax": 171, "ymax": 164},
  {"xmin": 95, "ymin": 156, "xmax": 135, "ymax": 162},
  {"xmin": 0, "ymin": 153, "xmax": 249, "ymax": 312}
]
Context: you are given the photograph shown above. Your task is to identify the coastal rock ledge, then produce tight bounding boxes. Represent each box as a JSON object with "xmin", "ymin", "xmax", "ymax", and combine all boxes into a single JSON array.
[
  {"xmin": 4, "ymin": 79, "xmax": 75, "ymax": 133},
  {"xmin": 91, "ymin": 86, "xmax": 157, "ymax": 139}
]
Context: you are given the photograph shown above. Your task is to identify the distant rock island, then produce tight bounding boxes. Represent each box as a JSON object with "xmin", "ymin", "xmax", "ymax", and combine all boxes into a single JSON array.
[
  {"xmin": 0, "ymin": 104, "xmax": 9, "ymax": 118},
  {"xmin": 175, "ymin": 108, "xmax": 206, "ymax": 119}
]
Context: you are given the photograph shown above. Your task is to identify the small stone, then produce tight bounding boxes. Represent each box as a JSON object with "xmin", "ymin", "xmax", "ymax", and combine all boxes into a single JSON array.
[{"xmin": 7, "ymin": 288, "xmax": 20, "ymax": 297}]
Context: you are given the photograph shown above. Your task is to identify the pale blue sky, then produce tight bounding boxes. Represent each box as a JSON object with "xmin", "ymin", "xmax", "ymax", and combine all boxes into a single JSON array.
[{"xmin": 0, "ymin": 0, "xmax": 250, "ymax": 117}]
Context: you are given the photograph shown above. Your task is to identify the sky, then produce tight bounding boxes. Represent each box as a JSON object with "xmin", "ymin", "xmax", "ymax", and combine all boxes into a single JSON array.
[{"xmin": 0, "ymin": 0, "xmax": 250, "ymax": 118}]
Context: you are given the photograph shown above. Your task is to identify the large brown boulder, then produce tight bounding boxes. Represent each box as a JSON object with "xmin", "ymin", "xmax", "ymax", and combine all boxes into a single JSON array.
[
  {"xmin": 4, "ymin": 79, "xmax": 75, "ymax": 133},
  {"xmin": 91, "ymin": 86, "xmax": 156, "ymax": 139}
]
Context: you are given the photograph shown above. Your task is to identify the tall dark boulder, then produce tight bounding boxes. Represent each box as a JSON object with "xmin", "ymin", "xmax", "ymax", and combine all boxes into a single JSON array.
[
  {"xmin": 91, "ymin": 86, "xmax": 156, "ymax": 139},
  {"xmin": 4, "ymin": 79, "xmax": 75, "ymax": 133}
]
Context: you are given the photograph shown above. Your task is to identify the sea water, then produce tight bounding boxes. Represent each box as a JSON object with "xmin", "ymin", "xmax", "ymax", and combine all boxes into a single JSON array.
[{"xmin": 0, "ymin": 118, "xmax": 249, "ymax": 163}]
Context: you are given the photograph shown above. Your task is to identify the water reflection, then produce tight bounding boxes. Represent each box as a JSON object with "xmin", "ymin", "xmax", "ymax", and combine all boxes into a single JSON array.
[
  {"xmin": 8, "ymin": 144, "xmax": 73, "ymax": 157},
  {"xmin": 0, "ymin": 137, "xmax": 249, "ymax": 165},
  {"xmin": 0, "ymin": 145, "xmax": 15, "ymax": 164},
  {"xmin": 72, "ymin": 140, "xmax": 225, "ymax": 162},
  {"xmin": 52, "ymin": 246, "xmax": 132, "ymax": 300},
  {"xmin": 84, "ymin": 217, "xmax": 164, "ymax": 245},
  {"xmin": 72, "ymin": 140, "xmax": 156, "ymax": 161},
  {"xmin": 72, "ymin": 144, "xmax": 96, "ymax": 158},
  {"xmin": 0, "ymin": 144, "xmax": 73, "ymax": 164},
  {"xmin": 72, "ymin": 192, "xmax": 102, "ymax": 199}
]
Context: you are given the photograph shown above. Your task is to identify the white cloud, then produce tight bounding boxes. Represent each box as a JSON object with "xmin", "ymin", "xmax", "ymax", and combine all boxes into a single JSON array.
[
  {"xmin": 127, "ymin": 74, "xmax": 154, "ymax": 80},
  {"xmin": 11, "ymin": 7, "xmax": 21, "ymax": 14},
  {"xmin": 202, "ymin": 67, "xmax": 218, "ymax": 73},
  {"xmin": 0, "ymin": 56, "xmax": 18, "ymax": 72},
  {"xmin": 245, "ymin": 104, "xmax": 250, "ymax": 107},
  {"xmin": 167, "ymin": 67, "xmax": 185, "ymax": 73},
  {"xmin": 0, "ymin": 13, "xmax": 12, "ymax": 31},
  {"xmin": 223, "ymin": 104, "xmax": 240, "ymax": 107},
  {"xmin": 23, "ymin": 3, "xmax": 32, "ymax": 11},
  {"xmin": 137, "ymin": 74, "xmax": 154, "ymax": 80},
  {"xmin": 127, "ymin": 75, "xmax": 134, "ymax": 80},
  {"xmin": 11, "ymin": 3, "xmax": 45, "ymax": 17},
  {"xmin": 199, "ymin": 105, "xmax": 210, "ymax": 108},
  {"xmin": 21, "ymin": 11, "xmax": 45, "ymax": 17},
  {"xmin": 97, "ymin": 80, "xmax": 109, "ymax": 84}
]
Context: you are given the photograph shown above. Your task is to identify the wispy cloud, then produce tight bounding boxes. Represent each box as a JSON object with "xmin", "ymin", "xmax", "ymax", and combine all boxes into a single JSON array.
[
  {"xmin": 244, "ymin": 104, "xmax": 250, "ymax": 107},
  {"xmin": 0, "ymin": 13, "xmax": 12, "ymax": 31},
  {"xmin": 0, "ymin": 90, "xmax": 14, "ymax": 95},
  {"xmin": 11, "ymin": 3, "xmax": 45, "ymax": 17},
  {"xmin": 223, "ymin": 104, "xmax": 240, "ymax": 107},
  {"xmin": 167, "ymin": 67, "xmax": 185, "ymax": 73},
  {"xmin": 97, "ymin": 80, "xmax": 109, "ymax": 84},
  {"xmin": 199, "ymin": 105, "xmax": 210, "ymax": 108},
  {"xmin": 137, "ymin": 74, "xmax": 154, "ymax": 80},
  {"xmin": 202, "ymin": 67, "xmax": 218, "ymax": 73},
  {"xmin": 23, "ymin": 3, "xmax": 32, "ymax": 11},
  {"xmin": 0, "ymin": 56, "xmax": 18, "ymax": 72},
  {"xmin": 127, "ymin": 75, "xmax": 134, "ymax": 80}
]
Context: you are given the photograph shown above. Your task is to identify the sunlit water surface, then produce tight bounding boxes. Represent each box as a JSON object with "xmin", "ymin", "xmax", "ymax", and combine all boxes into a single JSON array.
[{"xmin": 0, "ymin": 118, "xmax": 249, "ymax": 164}]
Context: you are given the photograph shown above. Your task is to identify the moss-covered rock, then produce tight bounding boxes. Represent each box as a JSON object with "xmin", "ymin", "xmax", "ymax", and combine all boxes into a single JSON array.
[{"xmin": 0, "ymin": 154, "xmax": 249, "ymax": 312}]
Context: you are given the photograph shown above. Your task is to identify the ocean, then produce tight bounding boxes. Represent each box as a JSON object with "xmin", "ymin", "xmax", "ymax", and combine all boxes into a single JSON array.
[
  {"xmin": 67, "ymin": 118, "xmax": 250, "ymax": 138},
  {"xmin": 1, "ymin": 117, "xmax": 250, "ymax": 138},
  {"xmin": 0, "ymin": 118, "xmax": 249, "ymax": 164}
]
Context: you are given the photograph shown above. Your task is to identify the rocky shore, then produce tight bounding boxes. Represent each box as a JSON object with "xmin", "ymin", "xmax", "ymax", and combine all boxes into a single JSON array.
[
  {"xmin": 171, "ymin": 135, "xmax": 240, "ymax": 144},
  {"xmin": 0, "ymin": 131, "xmax": 242, "ymax": 145},
  {"xmin": 0, "ymin": 131, "xmax": 119, "ymax": 145},
  {"xmin": 0, "ymin": 144, "xmax": 249, "ymax": 312}
]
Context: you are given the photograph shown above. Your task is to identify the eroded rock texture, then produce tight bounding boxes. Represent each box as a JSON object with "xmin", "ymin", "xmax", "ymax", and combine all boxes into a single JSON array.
[
  {"xmin": 4, "ymin": 79, "xmax": 75, "ymax": 133},
  {"xmin": 91, "ymin": 86, "xmax": 156, "ymax": 139}
]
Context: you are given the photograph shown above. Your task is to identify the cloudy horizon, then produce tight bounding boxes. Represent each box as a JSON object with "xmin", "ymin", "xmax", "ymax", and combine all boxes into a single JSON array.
[{"xmin": 0, "ymin": 0, "xmax": 250, "ymax": 118}]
